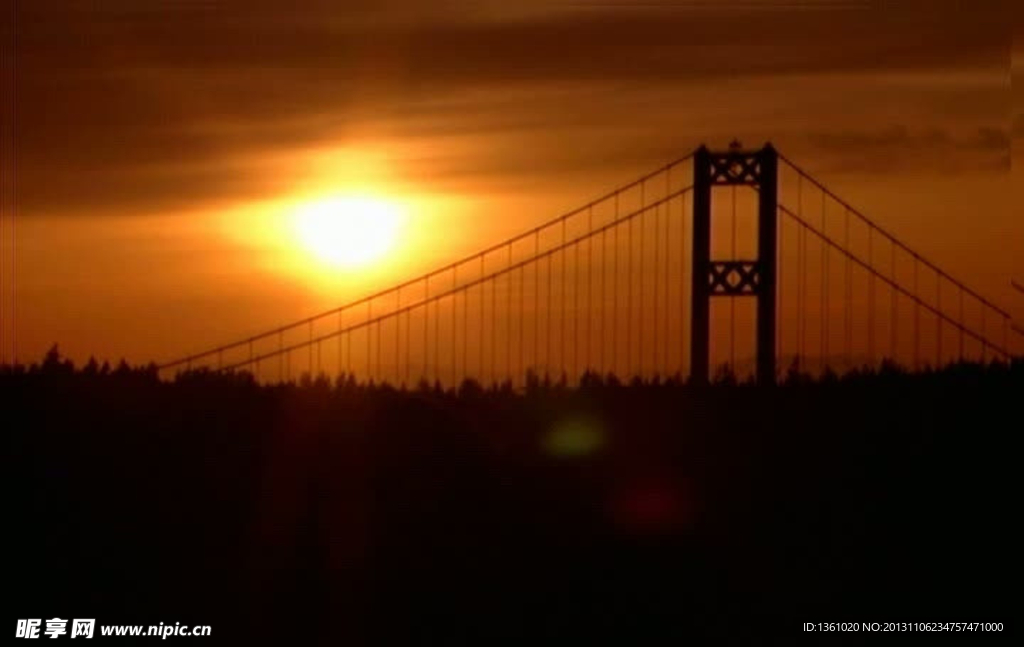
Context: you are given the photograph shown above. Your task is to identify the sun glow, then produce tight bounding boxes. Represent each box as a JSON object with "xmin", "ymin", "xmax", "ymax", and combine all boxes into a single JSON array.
[{"xmin": 292, "ymin": 196, "xmax": 403, "ymax": 268}]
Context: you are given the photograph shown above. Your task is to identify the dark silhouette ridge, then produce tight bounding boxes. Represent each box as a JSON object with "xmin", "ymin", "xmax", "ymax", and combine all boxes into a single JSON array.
[{"xmin": 6, "ymin": 349, "xmax": 1019, "ymax": 642}]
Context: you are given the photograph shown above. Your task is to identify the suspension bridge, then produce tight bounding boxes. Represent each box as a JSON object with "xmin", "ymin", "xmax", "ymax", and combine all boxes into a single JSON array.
[{"xmin": 158, "ymin": 144, "xmax": 1016, "ymax": 387}]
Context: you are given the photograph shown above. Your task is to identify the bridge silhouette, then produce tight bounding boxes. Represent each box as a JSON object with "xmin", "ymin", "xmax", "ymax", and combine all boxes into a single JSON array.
[{"xmin": 158, "ymin": 144, "xmax": 1014, "ymax": 386}]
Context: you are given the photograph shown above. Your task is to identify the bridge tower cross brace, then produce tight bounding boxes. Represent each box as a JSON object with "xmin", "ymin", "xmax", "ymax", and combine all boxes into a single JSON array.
[{"xmin": 690, "ymin": 143, "xmax": 778, "ymax": 384}]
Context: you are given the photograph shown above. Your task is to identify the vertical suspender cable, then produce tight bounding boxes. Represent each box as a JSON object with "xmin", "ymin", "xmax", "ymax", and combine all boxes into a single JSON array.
[
  {"xmin": 917, "ymin": 257, "xmax": 925, "ymax": 368},
  {"xmin": 867, "ymin": 228, "xmax": 874, "ymax": 367},
  {"xmin": 479, "ymin": 256, "xmax": 485, "ymax": 383},
  {"xmin": 573, "ymin": 240, "xmax": 579, "ymax": 382},
  {"xmin": 547, "ymin": 250, "xmax": 553, "ymax": 379},
  {"xmin": 454, "ymin": 277, "xmax": 460, "ymax": 386},
  {"xmin": 797, "ymin": 177, "xmax": 806, "ymax": 368},
  {"xmin": 433, "ymin": 289, "xmax": 439, "ymax": 385},
  {"xmin": 366, "ymin": 300, "xmax": 372, "ymax": 383},
  {"xmin": 393, "ymin": 289, "xmax": 399, "ymax": 384},
  {"xmin": 731, "ymin": 184, "xmax": 737, "ymax": 372},
  {"xmin": 935, "ymin": 274, "xmax": 942, "ymax": 368},
  {"xmin": 845, "ymin": 208, "xmax": 852, "ymax": 369},
  {"xmin": 1002, "ymin": 315, "xmax": 1009, "ymax": 363},
  {"xmin": 681, "ymin": 190, "xmax": 687, "ymax": 374},
  {"xmin": 491, "ymin": 257, "xmax": 497, "ymax": 385},
  {"xmin": 654, "ymin": 199, "xmax": 660, "ymax": 377},
  {"xmin": 587, "ymin": 205, "xmax": 593, "ymax": 375},
  {"xmin": 663, "ymin": 184, "xmax": 671, "ymax": 377},
  {"xmin": 519, "ymin": 263, "xmax": 525, "ymax": 387},
  {"xmin": 599, "ymin": 216, "xmax": 606, "ymax": 375},
  {"xmin": 958, "ymin": 287, "xmax": 965, "ymax": 362},
  {"xmin": 507, "ymin": 244, "xmax": 512, "ymax": 385},
  {"xmin": 821, "ymin": 192, "xmax": 828, "ymax": 373},
  {"xmin": 891, "ymin": 244, "xmax": 898, "ymax": 364},
  {"xmin": 337, "ymin": 312, "xmax": 343, "ymax": 379},
  {"xmin": 614, "ymin": 194, "xmax": 620, "ymax": 376},
  {"xmin": 561, "ymin": 219, "xmax": 566, "ymax": 381},
  {"xmin": 424, "ymin": 278, "xmax": 430, "ymax": 384},
  {"xmin": 461, "ymin": 268, "xmax": 468, "ymax": 383},
  {"xmin": 375, "ymin": 320, "xmax": 381, "ymax": 383},
  {"xmin": 535, "ymin": 231, "xmax": 540, "ymax": 380},
  {"xmin": 778, "ymin": 203, "xmax": 784, "ymax": 370},
  {"xmin": 628, "ymin": 186, "xmax": 635, "ymax": 379},
  {"xmin": 981, "ymin": 307, "xmax": 987, "ymax": 363},
  {"xmin": 639, "ymin": 182, "xmax": 645, "ymax": 379}
]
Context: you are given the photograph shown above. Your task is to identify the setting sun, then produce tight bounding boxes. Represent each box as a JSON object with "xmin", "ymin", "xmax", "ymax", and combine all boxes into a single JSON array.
[{"xmin": 292, "ymin": 196, "xmax": 403, "ymax": 268}]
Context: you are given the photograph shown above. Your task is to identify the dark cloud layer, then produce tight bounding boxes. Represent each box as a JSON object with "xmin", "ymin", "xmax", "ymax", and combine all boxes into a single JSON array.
[
  {"xmin": 806, "ymin": 124, "xmax": 1011, "ymax": 171},
  {"xmin": 13, "ymin": 0, "xmax": 1017, "ymax": 215}
]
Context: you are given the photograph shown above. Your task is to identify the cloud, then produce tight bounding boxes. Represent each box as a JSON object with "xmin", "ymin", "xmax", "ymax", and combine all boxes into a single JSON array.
[
  {"xmin": 808, "ymin": 125, "xmax": 949, "ymax": 151},
  {"xmin": 804, "ymin": 124, "xmax": 1011, "ymax": 174},
  {"xmin": 13, "ymin": 0, "xmax": 1015, "ymax": 215},
  {"xmin": 1013, "ymin": 115, "xmax": 1024, "ymax": 138},
  {"xmin": 962, "ymin": 126, "xmax": 1010, "ymax": 151}
]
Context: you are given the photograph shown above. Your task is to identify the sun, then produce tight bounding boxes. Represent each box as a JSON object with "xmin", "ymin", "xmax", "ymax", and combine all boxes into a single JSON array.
[{"xmin": 292, "ymin": 196, "xmax": 402, "ymax": 268}]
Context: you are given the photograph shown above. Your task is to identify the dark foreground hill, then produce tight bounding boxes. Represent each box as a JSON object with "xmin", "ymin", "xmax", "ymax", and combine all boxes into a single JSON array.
[{"xmin": 5, "ymin": 353, "xmax": 1020, "ymax": 642}]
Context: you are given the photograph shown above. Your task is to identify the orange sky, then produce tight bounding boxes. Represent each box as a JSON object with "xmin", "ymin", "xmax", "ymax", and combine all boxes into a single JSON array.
[{"xmin": 1, "ymin": 0, "xmax": 1022, "ymax": 366}]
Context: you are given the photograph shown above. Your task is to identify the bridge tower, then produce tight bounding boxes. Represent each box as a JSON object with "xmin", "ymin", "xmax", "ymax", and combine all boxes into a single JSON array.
[{"xmin": 690, "ymin": 143, "xmax": 778, "ymax": 384}]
